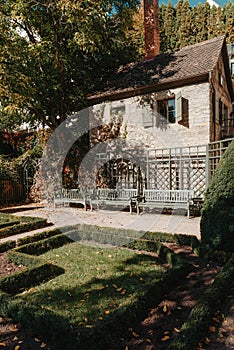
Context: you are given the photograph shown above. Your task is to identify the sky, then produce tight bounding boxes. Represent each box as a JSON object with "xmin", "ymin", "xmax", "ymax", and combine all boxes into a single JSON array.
[{"xmin": 159, "ymin": 0, "xmax": 229, "ymax": 6}]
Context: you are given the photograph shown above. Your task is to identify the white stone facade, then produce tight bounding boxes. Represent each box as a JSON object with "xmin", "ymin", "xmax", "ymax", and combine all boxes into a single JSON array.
[{"xmin": 91, "ymin": 82, "xmax": 211, "ymax": 150}]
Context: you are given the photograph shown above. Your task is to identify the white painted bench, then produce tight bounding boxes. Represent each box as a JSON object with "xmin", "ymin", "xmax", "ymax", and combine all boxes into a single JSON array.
[
  {"xmin": 136, "ymin": 189, "xmax": 194, "ymax": 217},
  {"xmin": 54, "ymin": 189, "xmax": 90, "ymax": 210},
  {"xmin": 90, "ymin": 188, "xmax": 138, "ymax": 213}
]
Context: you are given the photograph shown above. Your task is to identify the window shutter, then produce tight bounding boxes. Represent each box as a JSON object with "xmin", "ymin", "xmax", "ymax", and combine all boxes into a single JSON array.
[
  {"xmin": 176, "ymin": 91, "xmax": 182, "ymax": 122},
  {"xmin": 142, "ymin": 105, "xmax": 153, "ymax": 128}
]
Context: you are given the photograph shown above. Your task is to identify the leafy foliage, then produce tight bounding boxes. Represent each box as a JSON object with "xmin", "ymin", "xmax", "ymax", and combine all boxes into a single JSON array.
[
  {"xmin": 200, "ymin": 141, "xmax": 234, "ymax": 252},
  {"xmin": 0, "ymin": 0, "xmax": 141, "ymax": 129},
  {"xmin": 0, "ymin": 0, "xmax": 233, "ymax": 131},
  {"xmin": 159, "ymin": 0, "xmax": 234, "ymax": 52}
]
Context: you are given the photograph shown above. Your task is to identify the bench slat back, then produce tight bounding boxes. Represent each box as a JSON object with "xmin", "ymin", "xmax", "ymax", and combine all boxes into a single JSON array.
[
  {"xmin": 62, "ymin": 189, "xmax": 83, "ymax": 200},
  {"xmin": 97, "ymin": 188, "xmax": 137, "ymax": 200},
  {"xmin": 143, "ymin": 189, "xmax": 194, "ymax": 203}
]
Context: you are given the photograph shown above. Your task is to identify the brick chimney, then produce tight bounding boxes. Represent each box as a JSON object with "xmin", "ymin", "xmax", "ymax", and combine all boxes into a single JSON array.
[{"xmin": 143, "ymin": 0, "xmax": 160, "ymax": 60}]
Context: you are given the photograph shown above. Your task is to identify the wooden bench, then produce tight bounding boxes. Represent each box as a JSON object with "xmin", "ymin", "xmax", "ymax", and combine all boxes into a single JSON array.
[
  {"xmin": 90, "ymin": 188, "xmax": 138, "ymax": 213},
  {"xmin": 136, "ymin": 189, "xmax": 194, "ymax": 217},
  {"xmin": 54, "ymin": 189, "xmax": 90, "ymax": 210}
]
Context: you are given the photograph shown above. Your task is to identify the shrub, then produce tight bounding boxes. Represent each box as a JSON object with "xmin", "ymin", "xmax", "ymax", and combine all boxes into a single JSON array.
[{"xmin": 200, "ymin": 141, "xmax": 234, "ymax": 252}]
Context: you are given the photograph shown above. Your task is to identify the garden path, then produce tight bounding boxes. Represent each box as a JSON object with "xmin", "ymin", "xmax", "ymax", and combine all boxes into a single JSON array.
[{"xmin": 0, "ymin": 203, "xmax": 201, "ymax": 245}]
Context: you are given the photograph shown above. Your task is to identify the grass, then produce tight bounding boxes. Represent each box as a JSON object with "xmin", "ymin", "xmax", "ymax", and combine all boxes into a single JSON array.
[
  {"xmin": 17, "ymin": 242, "xmax": 166, "ymax": 322},
  {"xmin": 0, "ymin": 224, "xmax": 195, "ymax": 349},
  {"xmin": 3, "ymin": 240, "xmax": 176, "ymax": 349}
]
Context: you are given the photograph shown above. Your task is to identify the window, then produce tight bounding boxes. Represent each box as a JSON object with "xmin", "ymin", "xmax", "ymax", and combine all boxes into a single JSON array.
[
  {"xmin": 157, "ymin": 98, "xmax": 175, "ymax": 123},
  {"xmin": 111, "ymin": 105, "xmax": 125, "ymax": 124},
  {"xmin": 218, "ymin": 72, "xmax": 223, "ymax": 86},
  {"xmin": 231, "ymin": 62, "xmax": 234, "ymax": 77},
  {"xmin": 218, "ymin": 98, "xmax": 223, "ymax": 125}
]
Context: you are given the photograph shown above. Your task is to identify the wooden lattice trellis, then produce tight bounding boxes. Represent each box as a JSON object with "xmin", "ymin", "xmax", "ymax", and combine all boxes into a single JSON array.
[{"xmin": 94, "ymin": 138, "xmax": 233, "ymax": 198}]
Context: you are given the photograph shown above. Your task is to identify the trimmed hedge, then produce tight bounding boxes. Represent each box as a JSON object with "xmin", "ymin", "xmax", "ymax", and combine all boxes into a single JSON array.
[
  {"xmin": 15, "ymin": 234, "xmax": 73, "ymax": 256},
  {"xmin": 0, "ymin": 262, "xmax": 64, "ymax": 295},
  {"xmin": 0, "ymin": 216, "xmax": 49, "ymax": 239},
  {"xmin": 166, "ymin": 254, "xmax": 234, "ymax": 350},
  {"xmin": 61, "ymin": 223, "xmax": 200, "ymax": 251},
  {"xmin": 0, "ymin": 220, "xmax": 20, "ymax": 229},
  {"xmin": 201, "ymin": 140, "xmax": 234, "ymax": 252},
  {"xmin": 0, "ymin": 240, "xmax": 16, "ymax": 253}
]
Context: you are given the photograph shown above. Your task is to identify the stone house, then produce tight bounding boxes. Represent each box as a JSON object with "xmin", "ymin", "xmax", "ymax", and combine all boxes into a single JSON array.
[
  {"xmin": 86, "ymin": 35, "xmax": 233, "ymax": 196},
  {"xmin": 84, "ymin": 0, "xmax": 233, "ymax": 196},
  {"xmin": 88, "ymin": 36, "xmax": 234, "ymax": 150}
]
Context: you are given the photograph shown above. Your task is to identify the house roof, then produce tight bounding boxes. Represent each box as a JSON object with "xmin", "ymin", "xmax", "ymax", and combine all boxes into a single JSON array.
[{"xmin": 88, "ymin": 36, "xmax": 232, "ymax": 104}]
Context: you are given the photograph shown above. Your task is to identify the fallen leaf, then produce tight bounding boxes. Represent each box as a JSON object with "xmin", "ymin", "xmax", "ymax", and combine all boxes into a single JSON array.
[
  {"xmin": 125, "ymin": 346, "xmax": 129, "ymax": 350},
  {"xmin": 0, "ymin": 343, "xmax": 6, "ymax": 347},
  {"xmin": 163, "ymin": 305, "xmax": 167, "ymax": 313},
  {"xmin": 205, "ymin": 337, "xmax": 211, "ymax": 344},
  {"xmin": 85, "ymin": 325, "xmax": 93, "ymax": 328},
  {"xmin": 104, "ymin": 310, "xmax": 110, "ymax": 315},
  {"xmin": 98, "ymin": 285, "xmax": 105, "ymax": 291},
  {"xmin": 212, "ymin": 317, "xmax": 220, "ymax": 323},
  {"xmin": 209, "ymin": 326, "xmax": 216, "ymax": 332},
  {"xmin": 34, "ymin": 338, "xmax": 40, "ymax": 342},
  {"xmin": 173, "ymin": 327, "xmax": 180, "ymax": 333},
  {"xmin": 164, "ymin": 331, "xmax": 170, "ymax": 335},
  {"xmin": 161, "ymin": 335, "xmax": 170, "ymax": 341},
  {"xmin": 9, "ymin": 325, "xmax": 19, "ymax": 332},
  {"xmin": 40, "ymin": 342, "xmax": 47, "ymax": 348},
  {"xmin": 14, "ymin": 346, "xmax": 20, "ymax": 350},
  {"xmin": 146, "ymin": 339, "xmax": 151, "ymax": 343},
  {"xmin": 13, "ymin": 336, "xmax": 18, "ymax": 341},
  {"xmin": 112, "ymin": 284, "xmax": 118, "ymax": 289},
  {"xmin": 192, "ymin": 263, "xmax": 200, "ymax": 268},
  {"xmin": 0, "ymin": 318, "xmax": 3, "ymax": 323},
  {"xmin": 83, "ymin": 317, "xmax": 88, "ymax": 322},
  {"xmin": 132, "ymin": 331, "xmax": 139, "ymax": 337}
]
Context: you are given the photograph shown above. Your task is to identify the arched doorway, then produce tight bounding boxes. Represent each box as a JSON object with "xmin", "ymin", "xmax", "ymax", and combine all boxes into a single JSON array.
[{"xmin": 96, "ymin": 158, "xmax": 143, "ymax": 193}]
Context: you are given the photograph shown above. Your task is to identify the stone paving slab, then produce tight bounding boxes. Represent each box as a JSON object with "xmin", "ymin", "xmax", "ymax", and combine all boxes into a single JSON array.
[{"xmin": 0, "ymin": 204, "xmax": 201, "ymax": 244}]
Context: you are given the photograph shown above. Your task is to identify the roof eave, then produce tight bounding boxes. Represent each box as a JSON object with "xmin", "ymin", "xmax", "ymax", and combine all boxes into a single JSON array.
[{"xmin": 87, "ymin": 72, "xmax": 210, "ymax": 106}]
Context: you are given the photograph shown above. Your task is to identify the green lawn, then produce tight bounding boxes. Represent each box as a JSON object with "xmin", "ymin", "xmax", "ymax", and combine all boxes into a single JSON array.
[
  {"xmin": 18, "ymin": 242, "xmax": 166, "ymax": 323},
  {"xmin": 0, "ymin": 224, "xmax": 193, "ymax": 349},
  {"xmin": 8, "ymin": 240, "xmax": 168, "ymax": 349}
]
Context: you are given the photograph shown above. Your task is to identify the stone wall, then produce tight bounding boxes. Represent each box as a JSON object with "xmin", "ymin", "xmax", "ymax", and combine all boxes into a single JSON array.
[{"xmin": 90, "ymin": 82, "xmax": 211, "ymax": 151}]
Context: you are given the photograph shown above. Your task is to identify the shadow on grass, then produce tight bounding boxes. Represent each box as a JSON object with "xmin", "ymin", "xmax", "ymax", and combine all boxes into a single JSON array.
[{"xmin": 5, "ymin": 253, "xmax": 171, "ymax": 350}]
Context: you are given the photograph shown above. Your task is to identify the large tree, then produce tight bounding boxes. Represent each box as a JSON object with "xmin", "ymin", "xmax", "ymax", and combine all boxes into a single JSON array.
[{"xmin": 0, "ymin": 0, "xmax": 141, "ymax": 130}]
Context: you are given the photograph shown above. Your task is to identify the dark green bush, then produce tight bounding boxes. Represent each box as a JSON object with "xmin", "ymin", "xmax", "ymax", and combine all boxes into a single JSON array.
[{"xmin": 200, "ymin": 141, "xmax": 234, "ymax": 252}]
